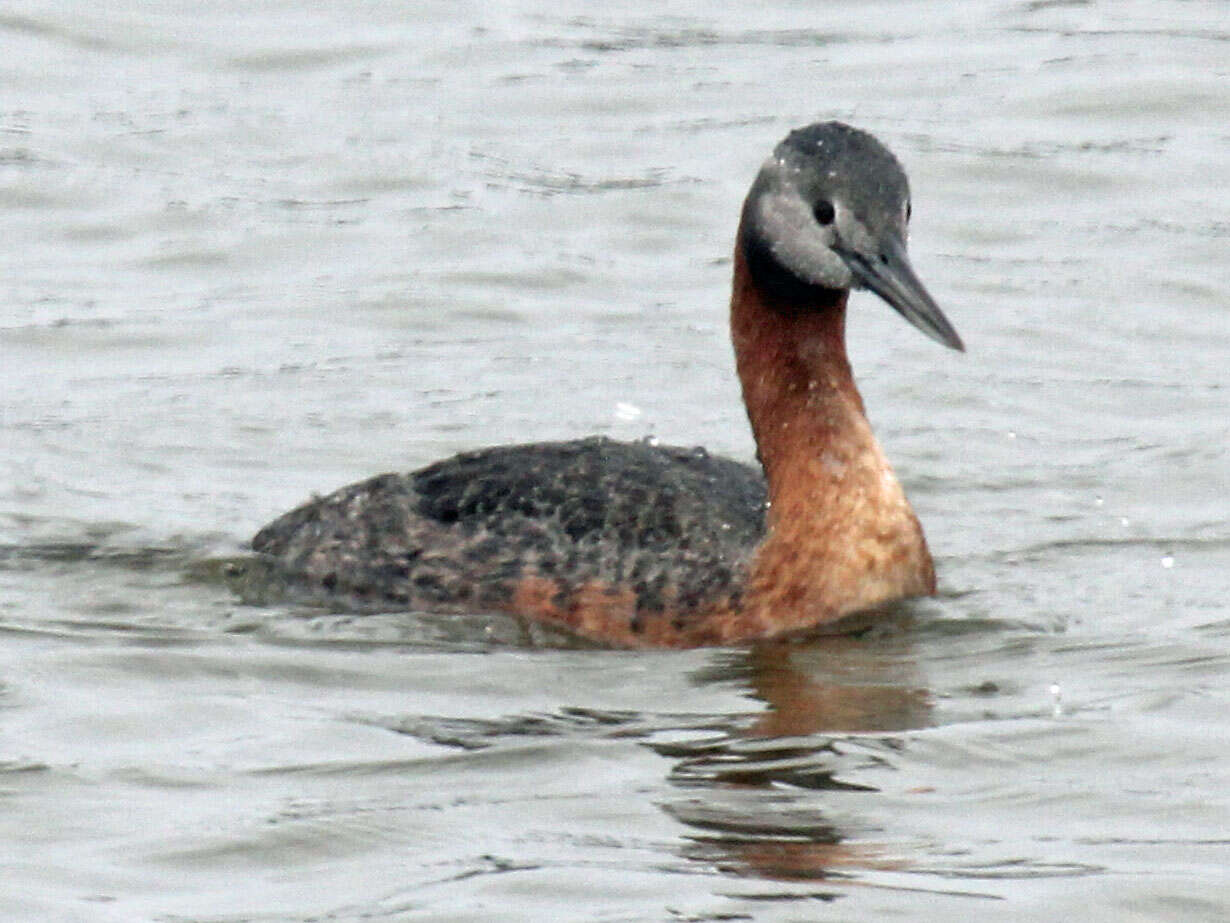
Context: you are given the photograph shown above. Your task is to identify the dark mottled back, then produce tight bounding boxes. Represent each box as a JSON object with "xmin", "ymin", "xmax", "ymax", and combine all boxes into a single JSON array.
[{"xmin": 252, "ymin": 437, "xmax": 766, "ymax": 614}]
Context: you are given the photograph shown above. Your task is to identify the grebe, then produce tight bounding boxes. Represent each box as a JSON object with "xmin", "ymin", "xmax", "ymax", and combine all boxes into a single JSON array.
[{"xmin": 252, "ymin": 122, "xmax": 963, "ymax": 647}]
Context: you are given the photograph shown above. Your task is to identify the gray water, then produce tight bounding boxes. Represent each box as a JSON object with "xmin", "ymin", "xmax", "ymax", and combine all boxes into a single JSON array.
[{"xmin": 3, "ymin": 1, "xmax": 1228, "ymax": 919}]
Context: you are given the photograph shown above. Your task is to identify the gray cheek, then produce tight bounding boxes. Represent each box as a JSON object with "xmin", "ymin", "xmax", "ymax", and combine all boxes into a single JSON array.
[
  {"xmin": 802, "ymin": 249, "xmax": 855, "ymax": 290},
  {"xmin": 756, "ymin": 193, "xmax": 853, "ymax": 289}
]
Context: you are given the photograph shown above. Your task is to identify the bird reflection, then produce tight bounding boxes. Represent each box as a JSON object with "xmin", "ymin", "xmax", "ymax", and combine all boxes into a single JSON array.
[
  {"xmin": 744, "ymin": 629, "xmax": 933, "ymax": 737},
  {"xmin": 655, "ymin": 616, "xmax": 934, "ymax": 883}
]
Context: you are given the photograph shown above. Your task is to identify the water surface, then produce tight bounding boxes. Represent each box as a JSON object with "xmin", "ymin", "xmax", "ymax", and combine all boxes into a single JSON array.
[{"xmin": 2, "ymin": 1, "xmax": 1228, "ymax": 919}]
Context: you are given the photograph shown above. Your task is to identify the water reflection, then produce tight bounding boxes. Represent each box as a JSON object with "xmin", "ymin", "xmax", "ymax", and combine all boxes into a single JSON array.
[
  {"xmin": 742, "ymin": 633, "xmax": 932, "ymax": 736},
  {"xmin": 655, "ymin": 627, "xmax": 933, "ymax": 884}
]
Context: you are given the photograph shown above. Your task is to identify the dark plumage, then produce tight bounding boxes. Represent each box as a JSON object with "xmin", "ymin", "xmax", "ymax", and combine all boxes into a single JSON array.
[
  {"xmin": 253, "ymin": 437, "xmax": 766, "ymax": 616},
  {"xmin": 250, "ymin": 122, "xmax": 963, "ymax": 646}
]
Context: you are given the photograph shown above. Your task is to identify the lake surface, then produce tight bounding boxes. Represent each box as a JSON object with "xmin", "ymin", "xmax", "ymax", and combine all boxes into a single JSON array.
[{"xmin": 2, "ymin": 1, "xmax": 1228, "ymax": 919}]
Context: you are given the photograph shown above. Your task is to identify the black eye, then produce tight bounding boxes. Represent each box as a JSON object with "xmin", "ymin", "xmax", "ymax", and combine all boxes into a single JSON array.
[
  {"xmin": 812, "ymin": 199, "xmax": 835, "ymax": 226},
  {"xmin": 906, "ymin": 201, "xmax": 912, "ymax": 221}
]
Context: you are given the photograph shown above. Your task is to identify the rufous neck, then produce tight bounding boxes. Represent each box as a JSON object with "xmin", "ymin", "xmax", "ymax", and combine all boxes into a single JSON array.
[
  {"xmin": 730, "ymin": 236, "xmax": 865, "ymax": 519},
  {"xmin": 728, "ymin": 225, "xmax": 935, "ymax": 631}
]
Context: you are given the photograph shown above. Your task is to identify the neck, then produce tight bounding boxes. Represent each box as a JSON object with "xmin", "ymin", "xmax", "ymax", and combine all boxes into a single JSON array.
[{"xmin": 729, "ymin": 230, "xmax": 935, "ymax": 636}]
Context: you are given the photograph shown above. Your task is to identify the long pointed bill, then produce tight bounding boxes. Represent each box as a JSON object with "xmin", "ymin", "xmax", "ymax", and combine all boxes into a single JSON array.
[{"xmin": 838, "ymin": 235, "xmax": 964, "ymax": 351}]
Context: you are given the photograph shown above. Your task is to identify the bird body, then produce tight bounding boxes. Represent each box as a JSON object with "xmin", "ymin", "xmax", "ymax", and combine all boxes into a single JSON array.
[{"xmin": 252, "ymin": 122, "xmax": 962, "ymax": 647}]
